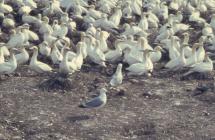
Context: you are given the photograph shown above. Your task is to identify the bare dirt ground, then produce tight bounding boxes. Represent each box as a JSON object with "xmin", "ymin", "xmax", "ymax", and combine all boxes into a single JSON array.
[{"xmin": 0, "ymin": 64, "xmax": 215, "ymax": 140}]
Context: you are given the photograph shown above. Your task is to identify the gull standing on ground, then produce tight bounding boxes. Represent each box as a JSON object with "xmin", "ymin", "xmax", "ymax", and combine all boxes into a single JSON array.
[{"xmin": 80, "ymin": 88, "xmax": 107, "ymax": 108}]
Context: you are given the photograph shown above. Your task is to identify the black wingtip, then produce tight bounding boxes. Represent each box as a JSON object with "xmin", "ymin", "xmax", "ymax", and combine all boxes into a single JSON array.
[{"xmin": 78, "ymin": 104, "xmax": 86, "ymax": 108}]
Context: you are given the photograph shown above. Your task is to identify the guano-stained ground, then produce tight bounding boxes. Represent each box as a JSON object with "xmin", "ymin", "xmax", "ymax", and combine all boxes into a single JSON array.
[{"xmin": 0, "ymin": 66, "xmax": 215, "ymax": 140}]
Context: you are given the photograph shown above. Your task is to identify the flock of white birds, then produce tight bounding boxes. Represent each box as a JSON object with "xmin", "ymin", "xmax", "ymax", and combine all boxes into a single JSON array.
[{"xmin": 0, "ymin": 0, "xmax": 215, "ymax": 106}]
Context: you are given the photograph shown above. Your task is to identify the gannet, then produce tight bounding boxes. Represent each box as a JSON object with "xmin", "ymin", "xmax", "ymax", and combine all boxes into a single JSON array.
[
  {"xmin": 165, "ymin": 45, "xmax": 186, "ymax": 71},
  {"xmin": 39, "ymin": 16, "xmax": 53, "ymax": 35},
  {"xmin": 183, "ymin": 53, "xmax": 213, "ymax": 76},
  {"xmin": 184, "ymin": 43, "xmax": 198, "ymax": 67},
  {"xmin": 88, "ymin": 40, "xmax": 106, "ymax": 67},
  {"xmin": 52, "ymin": 22, "xmax": 68, "ymax": 38},
  {"xmin": 99, "ymin": 31, "xmax": 109, "ymax": 53},
  {"xmin": 147, "ymin": 8, "xmax": 159, "ymax": 28},
  {"xmin": 59, "ymin": 47, "xmax": 76, "ymax": 75},
  {"xmin": 109, "ymin": 7, "xmax": 122, "ymax": 27},
  {"xmin": 80, "ymin": 88, "xmax": 107, "ymax": 108},
  {"xmin": 74, "ymin": 42, "xmax": 84, "ymax": 70},
  {"xmin": 105, "ymin": 40, "xmax": 123, "ymax": 63},
  {"xmin": 0, "ymin": 45, "xmax": 5, "ymax": 64},
  {"xmin": 50, "ymin": 39, "xmax": 63, "ymax": 65},
  {"xmin": 202, "ymin": 23, "xmax": 213, "ymax": 37},
  {"xmin": 94, "ymin": 13, "xmax": 118, "ymax": 32},
  {"xmin": 6, "ymin": 28, "xmax": 25, "ymax": 49},
  {"xmin": 29, "ymin": 46, "xmax": 52, "ymax": 73},
  {"xmin": 196, "ymin": 42, "xmax": 205, "ymax": 63},
  {"xmin": 150, "ymin": 46, "xmax": 163, "ymax": 63},
  {"xmin": 22, "ymin": 24, "xmax": 39, "ymax": 41},
  {"xmin": 88, "ymin": 5, "xmax": 102, "ymax": 19},
  {"xmin": 168, "ymin": 36, "xmax": 180, "ymax": 60},
  {"xmin": 122, "ymin": 23, "xmax": 148, "ymax": 37},
  {"xmin": 123, "ymin": 47, "xmax": 143, "ymax": 65},
  {"xmin": 39, "ymin": 41, "xmax": 51, "ymax": 57},
  {"xmin": 138, "ymin": 13, "xmax": 149, "ymax": 31},
  {"xmin": 210, "ymin": 14, "xmax": 215, "ymax": 31},
  {"xmin": 182, "ymin": 33, "xmax": 192, "ymax": 57},
  {"xmin": 22, "ymin": 13, "xmax": 42, "ymax": 27},
  {"xmin": 110, "ymin": 63, "xmax": 123, "ymax": 87},
  {"xmin": 18, "ymin": 5, "xmax": 32, "ymax": 15},
  {"xmin": 2, "ymin": 16, "xmax": 15, "ymax": 29},
  {"xmin": 189, "ymin": 9, "xmax": 206, "ymax": 24},
  {"xmin": 155, "ymin": 26, "xmax": 173, "ymax": 42},
  {"xmin": 169, "ymin": 0, "xmax": 179, "ymax": 11},
  {"xmin": 0, "ymin": 42, "xmax": 9, "ymax": 56},
  {"xmin": 131, "ymin": 0, "xmax": 142, "ymax": 16},
  {"xmin": 0, "ymin": 0, "xmax": 13, "ymax": 14},
  {"xmin": 15, "ymin": 46, "xmax": 29, "ymax": 65},
  {"xmin": 0, "ymin": 49, "xmax": 17, "ymax": 76},
  {"xmin": 126, "ymin": 50, "xmax": 154, "ymax": 75},
  {"xmin": 122, "ymin": 1, "xmax": 132, "ymax": 19}
]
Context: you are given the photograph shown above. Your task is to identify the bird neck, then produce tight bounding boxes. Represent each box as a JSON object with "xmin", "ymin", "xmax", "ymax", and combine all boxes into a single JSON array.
[
  {"xmin": 9, "ymin": 52, "xmax": 17, "ymax": 66},
  {"xmin": 100, "ymin": 92, "xmax": 107, "ymax": 100},
  {"xmin": 31, "ymin": 50, "xmax": 38, "ymax": 63}
]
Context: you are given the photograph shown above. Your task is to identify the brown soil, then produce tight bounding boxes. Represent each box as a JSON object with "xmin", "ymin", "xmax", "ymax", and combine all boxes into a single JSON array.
[{"xmin": 0, "ymin": 65, "xmax": 215, "ymax": 140}]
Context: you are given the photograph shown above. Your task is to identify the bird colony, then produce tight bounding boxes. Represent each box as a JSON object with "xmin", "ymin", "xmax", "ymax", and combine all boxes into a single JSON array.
[{"xmin": 0, "ymin": 0, "xmax": 215, "ymax": 107}]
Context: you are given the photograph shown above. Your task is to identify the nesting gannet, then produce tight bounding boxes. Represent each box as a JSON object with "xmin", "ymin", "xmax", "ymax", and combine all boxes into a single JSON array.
[
  {"xmin": 52, "ymin": 22, "xmax": 68, "ymax": 38},
  {"xmin": 74, "ymin": 42, "xmax": 84, "ymax": 70},
  {"xmin": 165, "ymin": 45, "xmax": 187, "ymax": 71},
  {"xmin": 88, "ymin": 40, "xmax": 106, "ymax": 67},
  {"xmin": 42, "ymin": 0, "xmax": 63, "ymax": 16},
  {"xmin": 123, "ymin": 47, "xmax": 143, "ymax": 65},
  {"xmin": 0, "ymin": 0, "xmax": 13, "ymax": 14},
  {"xmin": 196, "ymin": 37, "xmax": 206, "ymax": 62},
  {"xmin": 183, "ymin": 53, "xmax": 213, "ymax": 76},
  {"xmin": 109, "ymin": 7, "xmax": 122, "ymax": 27},
  {"xmin": 29, "ymin": 46, "xmax": 52, "ymax": 73},
  {"xmin": 94, "ymin": 13, "xmax": 118, "ymax": 32},
  {"xmin": 80, "ymin": 88, "xmax": 107, "ymax": 108},
  {"xmin": 22, "ymin": 13, "xmax": 42, "ymax": 27},
  {"xmin": 169, "ymin": 0, "xmax": 179, "ymax": 11},
  {"xmin": 0, "ymin": 45, "xmax": 5, "ymax": 64},
  {"xmin": 155, "ymin": 26, "xmax": 173, "ymax": 43},
  {"xmin": 147, "ymin": 8, "xmax": 159, "ymax": 28},
  {"xmin": 88, "ymin": 5, "xmax": 102, "ymax": 19},
  {"xmin": 210, "ymin": 14, "xmax": 215, "ymax": 31},
  {"xmin": 182, "ymin": 33, "xmax": 192, "ymax": 57},
  {"xmin": 138, "ymin": 13, "xmax": 149, "ymax": 31},
  {"xmin": 189, "ymin": 9, "xmax": 206, "ymax": 24},
  {"xmin": 0, "ymin": 49, "xmax": 17, "ymax": 76},
  {"xmin": 6, "ymin": 28, "xmax": 25, "ymax": 49},
  {"xmin": 110, "ymin": 63, "xmax": 123, "ymax": 87},
  {"xmin": 105, "ymin": 40, "xmax": 123, "ymax": 63},
  {"xmin": 202, "ymin": 23, "xmax": 213, "ymax": 37},
  {"xmin": 122, "ymin": 1, "xmax": 132, "ymax": 19},
  {"xmin": 39, "ymin": 41, "xmax": 51, "ymax": 57},
  {"xmin": 0, "ymin": 42, "xmax": 9, "ymax": 57},
  {"xmin": 18, "ymin": 5, "xmax": 32, "ymax": 15},
  {"xmin": 184, "ymin": 43, "xmax": 198, "ymax": 67},
  {"xmin": 167, "ymin": 36, "xmax": 180, "ymax": 60},
  {"xmin": 15, "ymin": 46, "xmax": 29, "ymax": 65},
  {"xmin": 22, "ymin": 24, "xmax": 39, "ymax": 41},
  {"xmin": 122, "ymin": 23, "xmax": 148, "ymax": 37},
  {"xmin": 39, "ymin": 16, "xmax": 53, "ymax": 35},
  {"xmin": 150, "ymin": 46, "xmax": 164, "ymax": 63},
  {"xmin": 2, "ymin": 16, "xmax": 15, "ymax": 29},
  {"xmin": 99, "ymin": 31, "xmax": 109, "ymax": 53},
  {"xmin": 50, "ymin": 39, "xmax": 63, "ymax": 65},
  {"xmin": 23, "ymin": 0, "xmax": 37, "ymax": 9},
  {"xmin": 59, "ymin": 47, "xmax": 76, "ymax": 75},
  {"xmin": 126, "ymin": 50, "xmax": 154, "ymax": 76}
]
